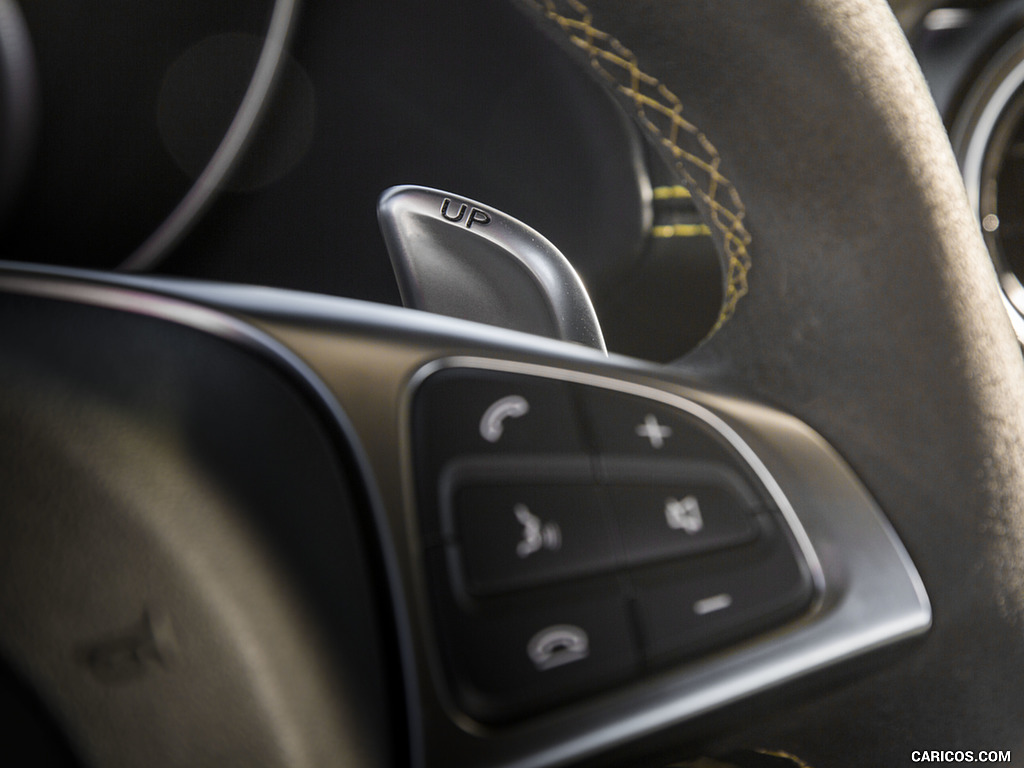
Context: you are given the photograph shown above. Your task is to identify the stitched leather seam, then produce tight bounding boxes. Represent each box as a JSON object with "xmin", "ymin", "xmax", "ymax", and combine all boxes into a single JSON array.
[
  {"xmin": 526, "ymin": 0, "xmax": 752, "ymax": 333},
  {"xmin": 652, "ymin": 223, "xmax": 712, "ymax": 238},
  {"xmin": 653, "ymin": 184, "xmax": 692, "ymax": 200},
  {"xmin": 652, "ymin": 186, "xmax": 710, "ymax": 239},
  {"xmin": 755, "ymin": 749, "xmax": 817, "ymax": 767}
]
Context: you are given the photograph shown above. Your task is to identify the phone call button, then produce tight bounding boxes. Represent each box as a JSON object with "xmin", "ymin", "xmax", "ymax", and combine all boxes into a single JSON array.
[
  {"xmin": 415, "ymin": 369, "xmax": 586, "ymax": 459},
  {"xmin": 414, "ymin": 369, "xmax": 589, "ymax": 539},
  {"xmin": 528, "ymin": 624, "xmax": 589, "ymax": 670},
  {"xmin": 437, "ymin": 581, "xmax": 639, "ymax": 722}
]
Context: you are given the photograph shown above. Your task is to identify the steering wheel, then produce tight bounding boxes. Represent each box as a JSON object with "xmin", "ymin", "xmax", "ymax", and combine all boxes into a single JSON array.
[
  {"xmin": 2, "ymin": 0, "xmax": 1023, "ymax": 766},
  {"xmin": 571, "ymin": 0, "xmax": 1024, "ymax": 761}
]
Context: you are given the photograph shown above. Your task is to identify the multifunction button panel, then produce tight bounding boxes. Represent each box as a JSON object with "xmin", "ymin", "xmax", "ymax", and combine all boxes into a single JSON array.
[{"xmin": 412, "ymin": 367, "xmax": 815, "ymax": 723}]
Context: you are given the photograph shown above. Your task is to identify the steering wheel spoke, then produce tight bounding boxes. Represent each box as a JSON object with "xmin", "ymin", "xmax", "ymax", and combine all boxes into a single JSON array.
[{"xmin": 1, "ymin": 265, "xmax": 931, "ymax": 766}]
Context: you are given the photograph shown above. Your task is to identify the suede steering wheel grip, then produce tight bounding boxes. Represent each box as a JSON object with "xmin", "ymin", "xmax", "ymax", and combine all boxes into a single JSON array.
[{"xmin": 517, "ymin": 0, "xmax": 1024, "ymax": 762}]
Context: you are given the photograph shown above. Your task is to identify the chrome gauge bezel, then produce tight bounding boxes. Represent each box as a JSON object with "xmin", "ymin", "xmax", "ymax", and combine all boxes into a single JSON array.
[{"xmin": 953, "ymin": 26, "xmax": 1024, "ymax": 341}]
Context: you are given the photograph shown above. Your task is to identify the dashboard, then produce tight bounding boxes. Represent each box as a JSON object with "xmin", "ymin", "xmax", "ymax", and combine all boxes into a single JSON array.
[{"xmin": 0, "ymin": 0, "xmax": 722, "ymax": 361}]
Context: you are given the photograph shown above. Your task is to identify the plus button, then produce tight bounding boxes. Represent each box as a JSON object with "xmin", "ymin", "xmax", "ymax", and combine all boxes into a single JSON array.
[{"xmin": 635, "ymin": 414, "xmax": 672, "ymax": 449}]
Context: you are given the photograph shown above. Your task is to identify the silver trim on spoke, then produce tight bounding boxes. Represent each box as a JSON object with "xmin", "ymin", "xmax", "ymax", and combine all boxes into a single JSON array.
[{"xmin": 0, "ymin": 265, "xmax": 931, "ymax": 768}]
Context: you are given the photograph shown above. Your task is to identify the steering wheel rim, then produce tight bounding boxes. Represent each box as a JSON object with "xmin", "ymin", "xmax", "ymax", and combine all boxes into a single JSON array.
[{"xmin": 515, "ymin": 0, "xmax": 1024, "ymax": 760}]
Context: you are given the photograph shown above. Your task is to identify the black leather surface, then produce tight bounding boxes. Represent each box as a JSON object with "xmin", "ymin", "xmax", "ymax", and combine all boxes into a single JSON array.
[
  {"xmin": 520, "ymin": 0, "xmax": 1024, "ymax": 762},
  {"xmin": 0, "ymin": 294, "xmax": 398, "ymax": 767}
]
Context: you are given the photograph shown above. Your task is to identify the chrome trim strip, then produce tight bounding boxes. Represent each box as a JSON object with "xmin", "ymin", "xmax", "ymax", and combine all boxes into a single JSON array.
[
  {"xmin": 0, "ymin": 0, "xmax": 37, "ymax": 223},
  {"xmin": 955, "ymin": 43, "xmax": 1024, "ymax": 341},
  {"xmin": 960, "ymin": 55, "xmax": 1024, "ymax": 217},
  {"xmin": 119, "ymin": 0, "xmax": 301, "ymax": 271}
]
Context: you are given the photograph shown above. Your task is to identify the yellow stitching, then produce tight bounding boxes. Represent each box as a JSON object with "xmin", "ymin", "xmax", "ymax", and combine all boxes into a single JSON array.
[
  {"xmin": 755, "ymin": 749, "xmax": 817, "ymax": 767},
  {"xmin": 652, "ymin": 224, "xmax": 711, "ymax": 238},
  {"xmin": 653, "ymin": 185, "xmax": 692, "ymax": 200},
  {"xmin": 527, "ymin": 0, "xmax": 752, "ymax": 334}
]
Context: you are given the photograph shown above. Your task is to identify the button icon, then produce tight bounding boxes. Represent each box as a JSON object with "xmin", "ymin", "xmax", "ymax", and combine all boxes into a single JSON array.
[
  {"xmin": 635, "ymin": 413, "xmax": 672, "ymax": 448},
  {"xmin": 479, "ymin": 394, "xmax": 530, "ymax": 443},
  {"xmin": 527, "ymin": 624, "xmax": 590, "ymax": 670},
  {"xmin": 515, "ymin": 503, "xmax": 562, "ymax": 558},
  {"xmin": 664, "ymin": 495, "xmax": 704, "ymax": 534}
]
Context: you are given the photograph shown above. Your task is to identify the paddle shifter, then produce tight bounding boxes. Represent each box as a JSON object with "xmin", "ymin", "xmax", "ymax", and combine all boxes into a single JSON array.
[{"xmin": 377, "ymin": 185, "xmax": 607, "ymax": 352}]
